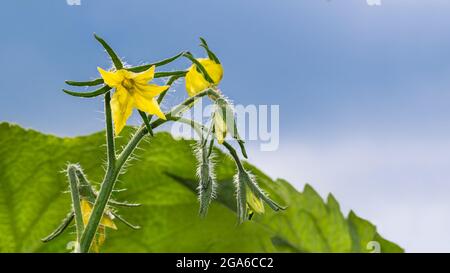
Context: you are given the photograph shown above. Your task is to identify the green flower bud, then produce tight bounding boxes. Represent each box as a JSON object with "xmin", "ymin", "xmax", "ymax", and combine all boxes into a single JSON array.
[{"xmin": 195, "ymin": 141, "xmax": 217, "ymax": 217}]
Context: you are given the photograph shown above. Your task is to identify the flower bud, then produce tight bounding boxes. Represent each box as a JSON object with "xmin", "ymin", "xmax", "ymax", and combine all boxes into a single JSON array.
[
  {"xmin": 234, "ymin": 170, "xmax": 285, "ymax": 223},
  {"xmin": 213, "ymin": 97, "xmax": 236, "ymax": 144},
  {"xmin": 185, "ymin": 58, "xmax": 223, "ymax": 97},
  {"xmin": 195, "ymin": 142, "xmax": 217, "ymax": 217}
]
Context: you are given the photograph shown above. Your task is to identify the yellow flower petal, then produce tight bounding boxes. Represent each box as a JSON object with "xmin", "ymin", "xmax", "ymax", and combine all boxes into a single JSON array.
[
  {"xmin": 99, "ymin": 213, "xmax": 117, "ymax": 230},
  {"xmin": 97, "ymin": 226, "xmax": 106, "ymax": 246},
  {"xmin": 185, "ymin": 58, "xmax": 223, "ymax": 96},
  {"xmin": 185, "ymin": 66, "xmax": 209, "ymax": 97},
  {"xmin": 98, "ymin": 67, "xmax": 123, "ymax": 87},
  {"xmin": 246, "ymin": 191, "xmax": 265, "ymax": 215},
  {"xmin": 80, "ymin": 199, "xmax": 117, "ymax": 230},
  {"xmin": 201, "ymin": 59, "xmax": 223, "ymax": 84},
  {"xmin": 81, "ymin": 199, "xmax": 91, "ymax": 226},
  {"xmin": 100, "ymin": 65, "xmax": 169, "ymax": 134},
  {"xmin": 135, "ymin": 83, "xmax": 169, "ymax": 97},
  {"xmin": 132, "ymin": 65, "xmax": 155, "ymax": 84},
  {"xmin": 133, "ymin": 92, "xmax": 166, "ymax": 120},
  {"xmin": 111, "ymin": 86, "xmax": 135, "ymax": 135}
]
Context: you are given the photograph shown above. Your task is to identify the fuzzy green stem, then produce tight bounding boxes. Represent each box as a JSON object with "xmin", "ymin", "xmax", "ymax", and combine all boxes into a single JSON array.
[
  {"xmin": 79, "ymin": 92, "xmax": 116, "ymax": 253},
  {"xmin": 104, "ymin": 92, "xmax": 116, "ymax": 165},
  {"xmin": 222, "ymin": 142, "xmax": 245, "ymax": 172},
  {"xmin": 41, "ymin": 211, "xmax": 74, "ymax": 243}
]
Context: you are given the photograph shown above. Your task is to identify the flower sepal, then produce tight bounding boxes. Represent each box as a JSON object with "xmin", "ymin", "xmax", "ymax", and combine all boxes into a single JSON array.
[{"xmin": 233, "ymin": 169, "xmax": 285, "ymax": 223}]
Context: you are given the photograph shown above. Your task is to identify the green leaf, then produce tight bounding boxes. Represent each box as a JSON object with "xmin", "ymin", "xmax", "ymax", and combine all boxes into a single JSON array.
[
  {"xmin": 0, "ymin": 123, "xmax": 403, "ymax": 253},
  {"xmin": 348, "ymin": 211, "xmax": 403, "ymax": 253}
]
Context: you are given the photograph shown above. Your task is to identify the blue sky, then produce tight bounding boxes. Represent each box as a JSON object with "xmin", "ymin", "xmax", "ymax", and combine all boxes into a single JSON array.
[{"xmin": 1, "ymin": 0, "xmax": 450, "ymax": 252}]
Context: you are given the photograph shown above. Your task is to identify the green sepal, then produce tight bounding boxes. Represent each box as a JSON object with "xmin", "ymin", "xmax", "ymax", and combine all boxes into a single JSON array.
[
  {"xmin": 198, "ymin": 163, "xmax": 214, "ymax": 218},
  {"xmin": 108, "ymin": 200, "xmax": 141, "ymax": 207},
  {"xmin": 207, "ymin": 138, "xmax": 215, "ymax": 158},
  {"xmin": 242, "ymin": 171, "xmax": 286, "ymax": 212},
  {"xmin": 199, "ymin": 37, "xmax": 221, "ymax": 64},
  {"xmin": 236, "ymin": 171, "xmax": 248, "ymax": 224},
  {"xmin": 62, "ymin": 85, "xmax": 111, "ymax": 98},
  {"xmin": 127, "ymin": 51, "xmax": 185, "ymax": 73},
  {"xmin": 237, "ymin": 139, "xmax": 248, "ymax": 159},
  {"xmin": 138, "ymin": 110, "xmax": 154, "ymax": 136},
  {"xmin": 75, "ymin": 168, "xmax": 97, "ymax": 200},
  {"xmin": 183, "ymin": 52, "xmax": 215, "ymax": 84},
  {"xmin": 111, "ymin": 211, "xmax": 141, "ymax": 230},
  {"xmin": 155, "ymin": 70, "xmax": 187, "ymax": 78},
  {"xmin": 65, "ymin": 78, "xmax": 104, "ymax": 87},
  {"xmin": 41, "ymin": 211, "xmax": 74, "ymax": 242},
  {"xmin": 166, "ymin": 73, "xmax": 184, "ymax": 86},
  {"xmin": 196, "ymin": 139, "xmax": 216, "ymax": 218},
  {"xmin": 215, "ymin": 98, "xmax": 248, "ymax": 158},
  {"xmin": 94, "ymin": 34, "xmax": 123, "ymax": 69}
]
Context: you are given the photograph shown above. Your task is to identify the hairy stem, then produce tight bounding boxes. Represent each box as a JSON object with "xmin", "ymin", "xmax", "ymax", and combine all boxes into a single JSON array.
[
  {"xmin": 104, "ymin": 92, "xmax": 116, "ymax": 165},
  {"xmin": 221, "ymin": 142, "xmax": 245, "ymax": 172},
  {"xmin": 79, "ymin": 92, "xmax": 116, "ymax": 253}
]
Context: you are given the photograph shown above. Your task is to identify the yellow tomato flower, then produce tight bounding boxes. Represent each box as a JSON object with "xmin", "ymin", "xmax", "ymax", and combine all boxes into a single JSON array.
[
  {"xmin": 185, "ymin": 58, "xmax": 223, "ymax": 97},
  {"xmin": 98, "ymin": 66, "xmax": 169, "ymax": 135},
  {"xmin": 81, "ymin": 199, "xmax": 117, "ymax": 252}
]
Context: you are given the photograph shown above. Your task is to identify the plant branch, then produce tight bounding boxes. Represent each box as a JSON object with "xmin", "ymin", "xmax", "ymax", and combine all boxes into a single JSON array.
[{"xmin": 79, "ymin": 92, "xmax": 117, "ymax": 252}]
